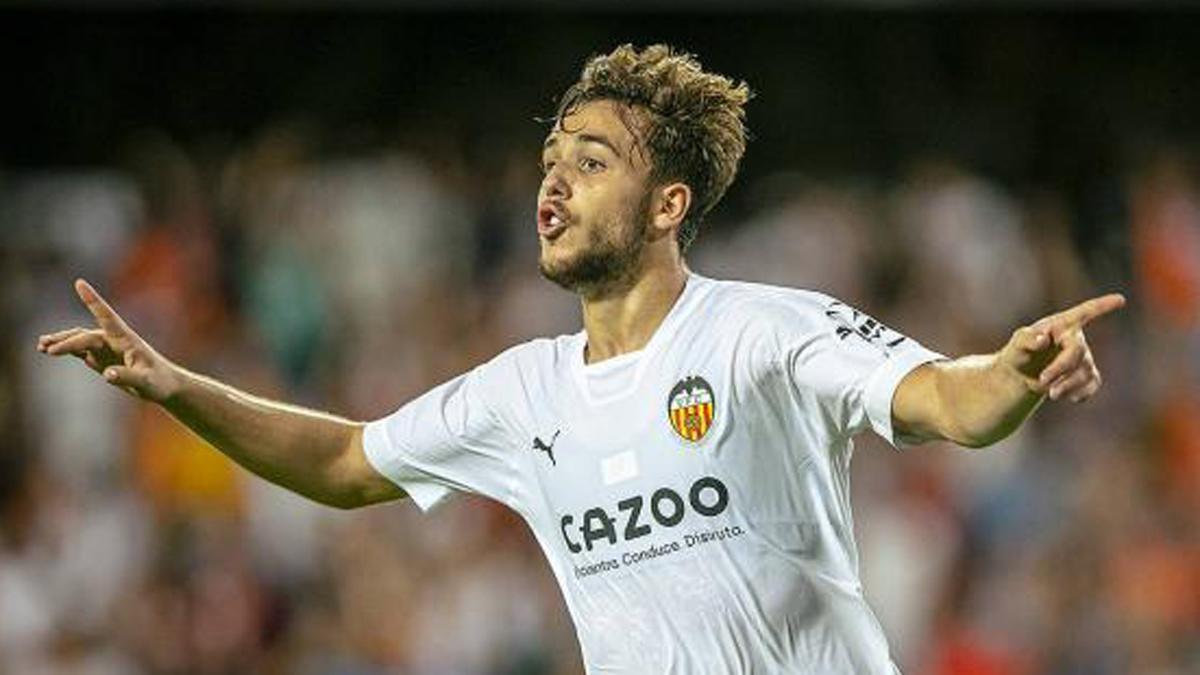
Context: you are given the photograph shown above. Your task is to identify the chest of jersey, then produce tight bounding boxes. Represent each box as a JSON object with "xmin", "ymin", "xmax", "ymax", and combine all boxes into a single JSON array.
[{"xmin": 513, "ymin": 339, "xmax": 769, "ymax": 574}]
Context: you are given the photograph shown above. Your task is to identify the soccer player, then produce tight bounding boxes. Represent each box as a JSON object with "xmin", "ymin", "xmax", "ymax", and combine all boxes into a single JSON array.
[{"xmin": 38, "ymin": 44, "xmax": 1123, "ymax": 673}]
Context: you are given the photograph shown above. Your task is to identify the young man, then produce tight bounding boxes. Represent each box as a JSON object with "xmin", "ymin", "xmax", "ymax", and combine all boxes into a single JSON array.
[{"xmin": 39, "ymin": 44, "xmax": 1122, "ymax": 673}]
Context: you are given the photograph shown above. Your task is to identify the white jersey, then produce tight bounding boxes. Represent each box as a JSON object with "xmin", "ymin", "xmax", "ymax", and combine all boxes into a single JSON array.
[{"xmin": 363, "ymin": 274, "xmax": 943, "ymax": 674}]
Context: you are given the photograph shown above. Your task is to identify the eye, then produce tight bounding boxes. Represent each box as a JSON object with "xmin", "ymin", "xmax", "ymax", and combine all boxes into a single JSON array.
[
  {"xmin": 541, "ymin": 160, "xmax": 556, "ymax": 175},
  {"xmin": 579, "ymin": 157, "xmax": 605, "ymax": 173}
]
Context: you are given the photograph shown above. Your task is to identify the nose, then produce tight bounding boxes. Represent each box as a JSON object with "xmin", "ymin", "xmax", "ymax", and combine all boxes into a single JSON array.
[{"xmin": 541, "ymin": 166, "xmax": 571, "ymax": 201}]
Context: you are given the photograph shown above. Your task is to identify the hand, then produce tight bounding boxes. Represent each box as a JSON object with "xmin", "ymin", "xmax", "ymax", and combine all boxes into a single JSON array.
[
  {"xmin": 36, "ymin": 279, "xmax": 180, "ymax": 403},
  {"xmin": 999, "ymin": 293, "xmax": 1125, "ymax": 403}
]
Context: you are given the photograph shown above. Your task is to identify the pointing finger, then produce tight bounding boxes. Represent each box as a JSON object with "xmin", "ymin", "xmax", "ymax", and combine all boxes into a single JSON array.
[
  {"xmin": 75, "ymin": 279, "xmax": 132, "ymax": 335},
  {"xmin": 1056, "ymin": 293, "xmax": 1126, "ymax": 328}
]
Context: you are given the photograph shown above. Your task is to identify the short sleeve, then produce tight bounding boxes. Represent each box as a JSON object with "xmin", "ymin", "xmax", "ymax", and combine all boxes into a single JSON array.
[
  {"xmin": 784, "ymin": 297, "xmax": 944, "ymax": 447},
  {"xmin": 362, "ymin": 361, "xmax": 517, "ymax": 512}
]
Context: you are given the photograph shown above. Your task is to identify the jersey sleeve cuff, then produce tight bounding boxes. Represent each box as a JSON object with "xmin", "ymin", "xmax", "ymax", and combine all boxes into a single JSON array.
[
  {"xmin": 362, "ymin": 419, "xmax": 453, "ymax": 512},
  {"xmin": 864, "ymin": 347, "xmax": 945, "ymax": 449}
]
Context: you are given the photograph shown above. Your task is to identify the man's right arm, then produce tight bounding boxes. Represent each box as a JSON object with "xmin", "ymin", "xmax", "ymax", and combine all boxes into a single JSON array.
[{"xmin": 37, "ymin": 279, "xmax": 405, "ymax": 509}]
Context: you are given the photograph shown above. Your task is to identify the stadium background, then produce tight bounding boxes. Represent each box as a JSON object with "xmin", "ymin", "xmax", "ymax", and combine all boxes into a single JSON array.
[{"xmin": 2, "ymin": 5, "xmax": 1198, "ymax": 674}]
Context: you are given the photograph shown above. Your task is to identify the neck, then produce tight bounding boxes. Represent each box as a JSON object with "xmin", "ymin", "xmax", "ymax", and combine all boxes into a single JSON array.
[{"xmin": 580, "ymin": 255, "xmax": 689, "ymax": 364}]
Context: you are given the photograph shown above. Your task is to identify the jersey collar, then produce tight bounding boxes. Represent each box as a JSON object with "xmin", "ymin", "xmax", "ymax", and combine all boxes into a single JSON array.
[{"xmin": 570, "ymin": 272, "xmax": 711, "ymax": 406}]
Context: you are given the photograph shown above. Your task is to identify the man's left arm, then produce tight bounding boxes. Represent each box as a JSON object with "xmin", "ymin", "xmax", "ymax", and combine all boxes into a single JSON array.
[{"xmin": 891, "ymin": 294, "xmax": 1126, "ymax": 448}]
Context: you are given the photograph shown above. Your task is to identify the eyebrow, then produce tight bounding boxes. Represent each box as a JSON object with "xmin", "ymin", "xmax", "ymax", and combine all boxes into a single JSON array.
[{"xmin": 542, "ymin": 132, "xmax": 623, "ymax": 158}]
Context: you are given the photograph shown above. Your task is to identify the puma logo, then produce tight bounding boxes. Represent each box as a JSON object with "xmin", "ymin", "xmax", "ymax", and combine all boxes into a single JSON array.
[{"xmin": 532, "ymin": 430, "xmax": 560, "ymax": 466}]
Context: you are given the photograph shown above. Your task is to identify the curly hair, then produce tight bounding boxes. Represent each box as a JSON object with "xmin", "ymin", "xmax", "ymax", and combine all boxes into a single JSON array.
[{"xmin": 555, "ymin": 44, "xmax": 751, "ymax": 251}]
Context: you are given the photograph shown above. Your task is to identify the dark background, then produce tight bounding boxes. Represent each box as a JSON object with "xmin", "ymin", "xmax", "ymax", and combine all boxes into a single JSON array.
[{"xmin": 7, "ymin": 10, "xmax": 1199, "ymax": 181}]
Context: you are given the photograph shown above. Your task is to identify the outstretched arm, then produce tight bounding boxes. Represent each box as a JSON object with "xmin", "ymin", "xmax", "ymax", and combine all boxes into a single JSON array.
[
  {"xmin": 892, "ymin": 293, "xmax": 1125, "ymax": 448},
  {"xmin": 37, "ymin": 279, "xmax": 404, "ymax": 509}
]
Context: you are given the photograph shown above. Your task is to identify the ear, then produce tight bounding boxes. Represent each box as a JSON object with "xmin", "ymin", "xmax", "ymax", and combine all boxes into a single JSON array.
[{"xmin": 650, "ymin": 181, "xmax": 692, "ymax": 240}]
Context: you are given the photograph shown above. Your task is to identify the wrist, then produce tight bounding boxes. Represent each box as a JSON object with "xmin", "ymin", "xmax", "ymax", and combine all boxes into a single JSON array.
[{"xmin": 157, "ymin": 360, "xmax": 190, "ymax": 407}]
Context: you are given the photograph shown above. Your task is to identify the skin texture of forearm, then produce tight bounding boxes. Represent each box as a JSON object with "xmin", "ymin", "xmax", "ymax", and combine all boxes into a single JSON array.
[
  {"xmin": 161, "ymin": 367, "xmax": 372, "ymax": 508},
  {"xmin": 926, "ymin": 354, "xmax": 1044, "ymax": 448},
  {"xmin": 895, "ymin": 295, "xmax": 1122, "ymax": 449},
  {"xmin": 37, "ymin": 280, "xmax": 405, "ymax": 509}
]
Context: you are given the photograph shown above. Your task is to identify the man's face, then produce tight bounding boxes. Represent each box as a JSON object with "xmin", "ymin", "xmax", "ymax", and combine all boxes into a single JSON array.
[{"xmin": 537, "ymin": 99, "xmax": 655, "ymax": 297}]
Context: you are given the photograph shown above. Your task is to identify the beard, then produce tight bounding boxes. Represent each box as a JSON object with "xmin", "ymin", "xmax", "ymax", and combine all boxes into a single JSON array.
[{"xmin": 539, "ymin": 190, "xmax": 651, "ymax": 299}]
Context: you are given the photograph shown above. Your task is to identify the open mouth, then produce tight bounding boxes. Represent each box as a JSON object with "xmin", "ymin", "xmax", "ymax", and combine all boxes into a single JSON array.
[{"xmin": 537, "ymin": 202, "xmax": 570, "ymax": 239}]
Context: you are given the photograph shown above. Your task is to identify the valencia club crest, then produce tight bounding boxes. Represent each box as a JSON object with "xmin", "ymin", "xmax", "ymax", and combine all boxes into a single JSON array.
[{"xmin": 667, "ymin": 376, "xmax": 715, "ymax": 443}]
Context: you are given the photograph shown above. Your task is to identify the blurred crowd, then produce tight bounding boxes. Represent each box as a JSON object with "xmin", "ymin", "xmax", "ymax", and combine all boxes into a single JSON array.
[{"xmin": 1, "ymin": 123, "xmax": 1197, "ymax": 675}]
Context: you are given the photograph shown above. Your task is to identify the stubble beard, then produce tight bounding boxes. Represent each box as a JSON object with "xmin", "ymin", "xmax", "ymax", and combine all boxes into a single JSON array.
[{"xmin": 538, "ymin": 192, "xmax": 651, "ymax": 300}]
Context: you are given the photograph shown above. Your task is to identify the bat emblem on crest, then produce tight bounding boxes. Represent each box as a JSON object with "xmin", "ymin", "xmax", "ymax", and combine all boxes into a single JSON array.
[{"xmin": 667, "ymin": 376, "xmax": 715, "ymax": 443}]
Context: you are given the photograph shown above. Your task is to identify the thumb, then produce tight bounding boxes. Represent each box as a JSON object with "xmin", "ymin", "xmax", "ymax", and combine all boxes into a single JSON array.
[
  {"xmin": 103, "ymin": 365, "xmax": 148, "ymax": 395},
  {"xmin": 1012, "ymin": 327, "xmax": 1051, "ymax": 354},
  {"xmin": 1006, "ymin": 326, "xmax": 1059, "ymax": 384}
]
